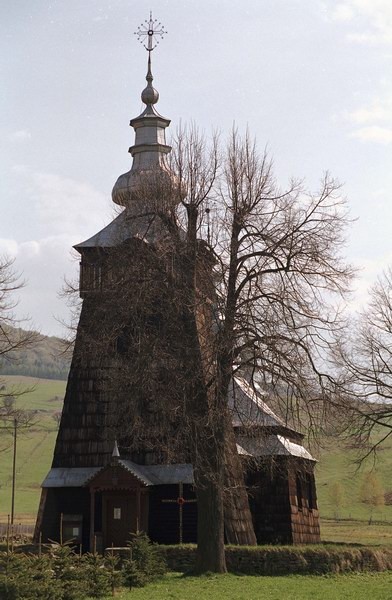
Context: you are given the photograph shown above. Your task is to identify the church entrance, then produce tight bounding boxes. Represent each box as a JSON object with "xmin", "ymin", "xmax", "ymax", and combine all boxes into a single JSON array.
[
  {"xmin": 102, "ymin": 492, "xmax": 137, "ymax": 548},
  {"xmin": 87, "ymin": 462, "xmax": 150, "ymax": 552}
]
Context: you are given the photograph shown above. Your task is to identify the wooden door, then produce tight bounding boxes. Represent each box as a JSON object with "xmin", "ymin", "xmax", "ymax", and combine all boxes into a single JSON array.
[{"xmin": 103, "ymin": 493, "xmax": 137, "ymax": 548}]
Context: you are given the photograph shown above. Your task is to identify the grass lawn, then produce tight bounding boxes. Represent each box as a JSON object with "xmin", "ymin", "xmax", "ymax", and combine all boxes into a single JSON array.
[
  {"xmin": 104, "ymin": 572, "xmax": 392, "ymax": 600},
  {"xmin": 321, "ymin": 518, "xmax": 392, "ymax": 545},
  {"xmin": 0, "ymin": 376, "xmax": 65, "ymax": 520},
  {"xmin": 315, "ymin": 439, "xmax": 392, "ymax": 523}
]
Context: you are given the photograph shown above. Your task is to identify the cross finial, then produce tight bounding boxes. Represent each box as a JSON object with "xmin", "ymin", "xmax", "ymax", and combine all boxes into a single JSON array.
[
  {"xmin": 134, "ymin": 12, "xmax": 167, "ymax": 54},
  {"xmin": 112, "ymin": 440, "xmax": 120, "ymax": 458}
]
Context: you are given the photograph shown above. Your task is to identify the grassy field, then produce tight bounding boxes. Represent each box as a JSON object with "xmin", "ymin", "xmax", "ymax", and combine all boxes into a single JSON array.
[
  {"xmin": 1, "ymin": 375, "xmax": 391, "ymax": 547},
  {"xmin": 0, "ymin": 376, "xmax": 65, "ymax": 520},
  {"xmin": 320, "ymin": 519, "xmax": 392, "ymax": 545},
  {"xmin": 314, "ymin": 437, "xmax": 392, "ymax": 523},
  {"xmin": 99, "ymin": 572, "xmax": 392, "ymax": 600}
]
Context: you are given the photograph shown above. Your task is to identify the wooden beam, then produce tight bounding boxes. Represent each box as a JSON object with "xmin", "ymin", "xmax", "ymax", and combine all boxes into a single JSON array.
[
  {"xmin": 89, "ymin": 489, "xmax": 95, "ymax": 552},
  {"xmin": 136, "ymin": 486, "xmax": 141, "ymax": 534}
]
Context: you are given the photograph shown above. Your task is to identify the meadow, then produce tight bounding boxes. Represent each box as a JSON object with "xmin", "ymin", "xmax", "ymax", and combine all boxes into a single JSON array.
[
  {"xmin": 0, "ymin": 376, "xmax": 64, "ymax": 520},
  {"xmin": 1, "ymin": 375, "xmax": 391, "ymax": 547},
  {"xmin": 99, "ymin": 572, "xmax": 392, "ymax": 600}
]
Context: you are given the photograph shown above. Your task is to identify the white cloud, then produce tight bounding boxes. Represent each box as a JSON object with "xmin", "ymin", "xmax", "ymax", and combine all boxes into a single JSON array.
[
  {"xmin": 9, "ymin": 168, "xmax": 110, "ymax": 241},
  {"xmin": 0, "ymin": 238, "xmax": 19, "ymax": 256},
  {"xmin": 31, "ymin": 171, "xmax": 108, "ymax": 238},
  {"xmin": 332, "ymin": 4, "xmax": 354, "ymax": 21},
  {"xmin": 348, "ymin": 98, "xmax": 392, "ymax": 124},
  {"xmin": 8, "ymin": 130, "xmax": 32, "ymax": 142},
  {"xmin": 351, "ymin": 125, "xmax": 392, "ymax": 143},
  {"xmin": 330, "ymin": 0, "xmax": 392, "ymax": 44},
  {"xmin": 2, "ymin": 169, "xmax": 110, "ymax": 335},
  {"xmin": 345, "ymin": 92, "xmax": 392, "ymax": 143},
  {"xmin": 0, "ymin": 234, "xmax": 80, "ymax": 336}
]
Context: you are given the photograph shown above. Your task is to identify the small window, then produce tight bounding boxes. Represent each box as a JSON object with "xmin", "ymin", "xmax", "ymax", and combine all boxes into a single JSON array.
[
  {"xmin": 306, "ymin": 473, "xmax": 316, "ymax": 510},
  {"xmin": 80, "ymin": 262, "xmax": 103, "ymax": 293},
  {"xmin": 296, "ymin": 473, "xmax": 303, "ymax": 510},
  {"xmin": 116, "ymin": 326, "xmax": 131, "ymax": 355},
  {"xmin": 113, "ymin": 508, "xmax": 121, "ymax": 520},
  {"xmin": 62, "ymin": 514, "xmax": 82, "ymax": 542}
]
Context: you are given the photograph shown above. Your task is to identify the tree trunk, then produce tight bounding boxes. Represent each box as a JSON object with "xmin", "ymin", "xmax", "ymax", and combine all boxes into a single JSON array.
[{"xmin": 194, "ymin": 472, "xmax": 227, "ymax": 573}]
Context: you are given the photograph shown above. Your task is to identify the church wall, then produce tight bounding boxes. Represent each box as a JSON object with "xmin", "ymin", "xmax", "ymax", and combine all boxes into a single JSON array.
[
  {"xmin": 148, "ymin": 484, "xmax": 197, "ymax": 544},
  {"xmin": 288, "ymin": 460, "xmax": 320, "ymax": 544},
  {"xmin": 246, "ymin": 456, "xmax": 321, "ymax": 544},
  {"xmin": 39, "ymin": 487, "xmax": 91, "ymax": 552},
  {"xmin": 52, "ymin": 239, "xmax": 190, "ymax": 469},
  {"xmin": 246, "ymin": 459, "xmax": 293, "ymax": 544}
]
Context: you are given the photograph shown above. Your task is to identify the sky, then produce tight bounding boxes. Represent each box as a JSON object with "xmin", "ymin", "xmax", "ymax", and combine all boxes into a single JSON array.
[{"xmin": 1, "ymin": 0, "xmax": 392, "ymax": 337}]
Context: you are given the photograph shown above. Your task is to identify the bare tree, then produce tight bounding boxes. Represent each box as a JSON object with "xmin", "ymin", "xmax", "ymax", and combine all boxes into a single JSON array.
[
  {"xmin": 61, "ymin": 128, "xmax": 353, "ymax": 572},
  {"xmin": 163, "ymin": 127, "xmax": 353, "ymax": 571},
  {"xmin": 0, "ymin": 255, "xmax": 38, "ymax": 365},
  {"xmin": 0, "ymin": 256, "xmax": 39, "ymax": 450},
  {"xmin": 360, "ymin": 471, "xmax": 385, "ymax": 524},
  {"xmin": 329, "ymin": 481, "xmax": 346, "ymax": 520},
  {"xmin": 335, "ymin": 269, "xmax": 392, "ymax": 457}
]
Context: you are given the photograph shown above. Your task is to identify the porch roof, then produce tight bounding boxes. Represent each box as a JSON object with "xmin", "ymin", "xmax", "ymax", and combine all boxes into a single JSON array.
[{"xmin": 41, "ymin": 462, "xmax": 194, "ymax": 489}]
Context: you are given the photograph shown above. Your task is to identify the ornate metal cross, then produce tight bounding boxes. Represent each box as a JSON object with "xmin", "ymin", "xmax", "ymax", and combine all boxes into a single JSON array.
[
  {"xmin": 134, "ymin": 12, "xmax": 167, "ymax": 53},
  {"xmin": 162, "ymin": 482, "xmax": 197, "ymax": 544}
]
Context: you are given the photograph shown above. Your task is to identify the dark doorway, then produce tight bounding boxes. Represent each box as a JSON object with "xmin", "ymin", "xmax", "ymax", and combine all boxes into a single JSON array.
[{"xmin": 103, "ymin": 492, "xmax": 137, "ymax": 547}]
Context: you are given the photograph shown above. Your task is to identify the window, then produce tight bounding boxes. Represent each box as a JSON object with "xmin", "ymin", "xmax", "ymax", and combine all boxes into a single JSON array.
[
  {"xmin": 306, "ymin": 473, "xmax": 316, "ymax": 510},
  {"xmin": 296, "ymin": 473, "xmax": 303, "ymax": 510},
  {"xmin": 80, "ymin": 262, "xmax": 103, "ymax": 293},
  {"xmin": 113, "ymin": 508, "xmax": 121, "ymax": 520}
]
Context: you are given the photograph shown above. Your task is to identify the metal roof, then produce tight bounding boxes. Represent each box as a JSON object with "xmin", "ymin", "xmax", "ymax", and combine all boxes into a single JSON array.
[
  {"xmin": 74, "ymin": 210, "xmax": 186, "ymax": 251},
  {"xmin": 120, "ymin": 461, "xmax": 194, "ymax": 485},
  {"xmin": 42, "ymin": 462, "xmax": 194, "ymax": 489},
  {"xmin": 229, "ymin": 377, "xmax": 286, "ymax": 429},
  {"xmin": 41, "ymin": 467, "xmax": 101, "ymax": 488},
  {"xmin": 236, "ymin": 434, "xmax": 316, "ymax": 461},
  {"xmin": 74, "ymin": 211, "xmax": 155, "ymax": 249}
]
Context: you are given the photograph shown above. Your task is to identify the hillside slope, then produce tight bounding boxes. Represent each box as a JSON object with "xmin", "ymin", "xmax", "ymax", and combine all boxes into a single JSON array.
[{"xmin": 0, "ymin": 328, "xmax": 70, "ymax": 380}]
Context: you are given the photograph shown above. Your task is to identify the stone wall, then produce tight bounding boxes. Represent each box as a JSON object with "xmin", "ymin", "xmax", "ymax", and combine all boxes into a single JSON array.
[{"xmin": 158, "ymin": 544, "xmax": 392, "ymax": 575}]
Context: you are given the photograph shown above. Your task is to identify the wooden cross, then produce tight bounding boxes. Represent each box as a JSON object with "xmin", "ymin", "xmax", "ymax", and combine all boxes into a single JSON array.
[{"xmin": 162, "ymin": 482, "xmax": 197, "ymax": 544}]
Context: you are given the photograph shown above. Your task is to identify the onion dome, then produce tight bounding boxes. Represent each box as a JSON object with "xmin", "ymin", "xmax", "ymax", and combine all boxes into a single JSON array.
[{"xmin": 112, "ymin": 52, "xmax": 178, "ymax": 212}]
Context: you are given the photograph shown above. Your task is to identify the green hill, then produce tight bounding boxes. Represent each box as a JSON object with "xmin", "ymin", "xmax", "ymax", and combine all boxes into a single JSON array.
[
  {"xmin": 0, "ymin": 375, "xmax": 391, "ymax": 545},
  {"xmin": 0, "ymin": 328, "xmax": 70, "ymax": 380}
]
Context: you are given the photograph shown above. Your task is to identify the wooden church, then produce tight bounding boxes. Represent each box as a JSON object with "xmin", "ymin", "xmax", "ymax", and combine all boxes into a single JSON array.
[{"xmin": 35, "ymin": 16, "xmax": 320, "ymax": 551}]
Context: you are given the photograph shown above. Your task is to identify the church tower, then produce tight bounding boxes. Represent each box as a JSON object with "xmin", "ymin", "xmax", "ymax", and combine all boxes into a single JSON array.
[{"xmin": 35, "ymin": 15, "xmax": 321, "ymax": 550}]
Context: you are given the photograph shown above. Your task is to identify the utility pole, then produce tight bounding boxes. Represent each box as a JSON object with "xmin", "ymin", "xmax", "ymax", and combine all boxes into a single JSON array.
[{"xmin": 11, "ymin": 417, "xmax": 17, "ymax": 526}]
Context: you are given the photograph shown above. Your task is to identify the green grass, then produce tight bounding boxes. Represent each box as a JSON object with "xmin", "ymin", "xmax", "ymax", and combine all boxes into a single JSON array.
[
  {"xmin": 315, "ymin": 438, "xmax": 392, "ymax": 523},
  {"xmin": 0, "ymin": 376, "xmax": 65, "ymax": 520},
  {"xmin": 1, "ymin": 375, "xmax": 65, "ymax": 411},
  {"xmin": 101, "ymin": 572, "xmax": 392, "ymax": 600},
  {"xmin": 321, "ymin": 519, "xmax": 392, "ymax": 546}
]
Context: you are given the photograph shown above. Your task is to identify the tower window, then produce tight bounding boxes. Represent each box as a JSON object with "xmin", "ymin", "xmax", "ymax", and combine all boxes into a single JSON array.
[{"xmin": 80, "ymin": 262, "xmax": 103, "ymax": 293}]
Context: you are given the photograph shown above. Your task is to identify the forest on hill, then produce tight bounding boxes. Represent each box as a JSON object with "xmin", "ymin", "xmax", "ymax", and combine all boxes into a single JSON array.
[{"xmin": 0, "ymin": 328, "xmax": 70, "ymax": 380}]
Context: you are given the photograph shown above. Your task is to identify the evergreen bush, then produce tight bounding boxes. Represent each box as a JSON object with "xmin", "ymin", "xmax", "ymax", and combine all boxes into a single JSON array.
[
  {"xmin": 122, "ymin": 532, "xmax": 166, "ymax": 589},
  {"xmin": 49, "ymin": 544, "xmax": 86, "ymax": 600},
  {"xmin": 0, "ymin": 551, "xmax": 61, "ymax": 600},
  {"xmin": 81, "ymin": 552, "xmax": 121, "ymax": 598}
]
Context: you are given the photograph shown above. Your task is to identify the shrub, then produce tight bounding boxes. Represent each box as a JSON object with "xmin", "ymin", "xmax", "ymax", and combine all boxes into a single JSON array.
[
  {"xmin": 0, "ymin": 551, "xmax": 61, "ymax": 600},
  {"xmin": 122, "ymin": 532, "xmax": 166, "ymax": 589},
  {"xmin": 81, "ymin": 553, "xmax": 111, "ymax": 598}
]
